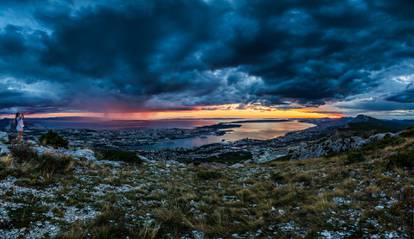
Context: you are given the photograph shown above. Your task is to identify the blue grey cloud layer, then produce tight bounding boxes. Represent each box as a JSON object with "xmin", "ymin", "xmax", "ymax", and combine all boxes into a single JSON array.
[{"xmin": 0, "ymin": 0, "xmax": 413, "ymax": 113}]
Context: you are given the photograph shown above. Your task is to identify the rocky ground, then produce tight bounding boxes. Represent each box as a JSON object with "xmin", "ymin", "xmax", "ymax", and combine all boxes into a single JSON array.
[{"xmin": 0, "ymin": 120, "xmax": 413, "ymax": 238}]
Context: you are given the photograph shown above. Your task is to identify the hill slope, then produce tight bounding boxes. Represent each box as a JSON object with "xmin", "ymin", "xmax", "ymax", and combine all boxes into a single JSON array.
[{"xmin": 0, "ymin": 128, "xmax": 413, "ymax": 238}]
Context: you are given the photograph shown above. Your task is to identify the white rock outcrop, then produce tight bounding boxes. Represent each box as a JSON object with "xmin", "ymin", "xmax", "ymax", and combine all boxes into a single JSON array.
[
  {"xmin": 254, "ymin": 149, "xmax": 288, "ymax": 163},
  {"xmin": 229, "ymin": 163, "xmax": 244, "ymax": 169},
  {"xmin": 0, "ymin": 131, "xmax": 8, "ymax": 143},
  {"xmin": 288, "ymin": 132, "xmax": 398, "ymax": 160},
  {"xmin": 71, "ymin": 149, "xmax": 96, "ymax": 161},
  {"xmin": 34, "ymin": 146, "xmax": 96, "ymax": 161},
  {"xmin": 0, "ymin": 143, "xmax": 10, "ymax": 156}
]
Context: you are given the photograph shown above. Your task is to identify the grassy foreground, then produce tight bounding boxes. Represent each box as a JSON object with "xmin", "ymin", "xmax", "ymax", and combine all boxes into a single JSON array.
[{"xmin": 0, "ymin": 134, "xmax": 413, "ymax": 238}]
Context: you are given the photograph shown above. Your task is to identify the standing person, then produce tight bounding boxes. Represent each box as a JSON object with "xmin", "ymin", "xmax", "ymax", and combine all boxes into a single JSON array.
[{"xmin": 15, "ymin": 112, "xmax": 24, "ymax": 143}]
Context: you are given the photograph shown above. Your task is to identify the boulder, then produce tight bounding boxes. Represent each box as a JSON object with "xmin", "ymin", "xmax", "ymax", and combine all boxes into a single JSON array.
[
  {"xmin": 71, "ymin": 149, "xmax": 96, "ymax": 161},
  {"xmin": 192, "ymin": 230, "xmax": 205, "ymax": 239},
  {"xmin": 34, "ymin": 146, "xmax": 96, "ymax": 161},
  {"xmin": 138, "ymin": 154, "xmax": 154, "ymax": 163},
  {"xmin": 255, "ymin": 149, "xmax": 288, "ymax": 163},
  {"xmin": 229, "ymin": 163, "xmax": 244, "ymax": 169},
  {"xmin": 367, "ymin": 132, "xmax": 396, "ymax": 143},
  {"xmin": 0, "ymin": 143, "xmax": 10, "ymax": 156},
  {"xmin": 0, "ymin": 131, "xmax": 8, "ymax": 143},
  {"xmin": 26, "ymin": 140, "xmax": 38, "ymax": 146},
  {"xmin": 289, "ymin": 136, "xmax": 367, "ymax": 160},
  {"xmin": 34, "ymin": 146, "xmax": 55, "ymax": 156}
]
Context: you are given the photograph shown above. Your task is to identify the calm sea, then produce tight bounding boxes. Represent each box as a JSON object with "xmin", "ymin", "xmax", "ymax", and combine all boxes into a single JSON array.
[{"xmin": 28, "ymin": 118, "xmax": 224, "ymax": 130}]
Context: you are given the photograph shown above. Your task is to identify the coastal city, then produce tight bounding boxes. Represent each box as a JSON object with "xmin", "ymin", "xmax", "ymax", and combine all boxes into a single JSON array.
[{"xmin": 4, "ymin": 115, "xmax": 406, "ymax": 165}]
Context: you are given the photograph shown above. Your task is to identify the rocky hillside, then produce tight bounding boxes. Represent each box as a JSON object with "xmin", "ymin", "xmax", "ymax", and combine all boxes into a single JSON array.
[{"xmin": 0, "ymin": 127, "xmax": 413, "ymax": 238}]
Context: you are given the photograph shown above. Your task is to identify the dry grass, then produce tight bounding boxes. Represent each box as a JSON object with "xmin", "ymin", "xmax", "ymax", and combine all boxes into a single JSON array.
[{"xmin": 7, "ymin": 132, "xmax": 413, "ymax": 238}]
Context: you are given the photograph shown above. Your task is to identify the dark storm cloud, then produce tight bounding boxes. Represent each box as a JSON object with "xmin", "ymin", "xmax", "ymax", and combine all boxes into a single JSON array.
[
  {"xmin": 0, "ymin": 25, "xmax": 26, "ymax": 57},
  {"xmin": 0, "ymin": 0, "xmax": 414, "ymax": 113},
  {"xmin": 387, "ymin": 89, "xmax": 414, "ymax": 103}
]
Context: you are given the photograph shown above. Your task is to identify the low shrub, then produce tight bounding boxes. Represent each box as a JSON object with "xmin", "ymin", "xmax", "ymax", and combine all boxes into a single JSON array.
[
  {"xmin": 0, "ymin": 160, "xmax": 5, "ymax": 170},
  {"xmin": 40, "ymin": 130, "xmax": 69, "ymax": 148},
  {"xmin": 346, "ymin": 151, "xmax": 366, "ymax": 164},
  {"xmin": 385, "ymin": 148, "xmax": 414, "ymax": 170},
  {"xmin": 0, "ymin": 160, "xmax": 6, "ymax": 179},
  {"xmin": 96, "ymin": 148, "xmax": 141, "ymax": 163},
  {"xmin": 363, "ymin": 134, "xmax": 405, "ymax": 151},
  {"xmin": 201, "ymin": 151, "xmax": 252, "ymax": 164},
  {"xmin": 196, "ymin": 170, "xmax": 222, "ymax": 180},
  {"xmin": 400, "ymin": 127, "xmax": 414, "ymax": 138},
  {"xmin": 270, "ymin": 171, "xmax": 286, "ymax": 183}
]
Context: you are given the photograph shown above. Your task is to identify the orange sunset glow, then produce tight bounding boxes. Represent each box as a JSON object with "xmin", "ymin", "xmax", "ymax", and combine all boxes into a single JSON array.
[{"xmin": 12, "ymin": 105, "xmax": 343, "ymax": 120}]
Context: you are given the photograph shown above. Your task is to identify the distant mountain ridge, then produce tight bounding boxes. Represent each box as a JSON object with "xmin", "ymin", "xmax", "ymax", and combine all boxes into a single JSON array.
[
  {"xmin": 345, "ymin": 114, "xmax": 414, "ymax": 132},
  {"xmin": 349, "ymin": 114, "xmax": 381, "ymax": 123}
]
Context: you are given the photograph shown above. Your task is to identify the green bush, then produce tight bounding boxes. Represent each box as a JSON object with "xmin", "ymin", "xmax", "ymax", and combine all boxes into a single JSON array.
[
  {"xmin": 346, "ymin": 151, "xmax": 366, "ymax": 164},
  {"xmin": 0, "ymin": 160, "xmax": 6, "ymax": 179},
  {"xmin": 40, "ymin": 130, "xmax": 69, "ymax": 148},
  {"xmin": 202, "ymin": 151, "xmax": 252, "ymax": 164},
  {"xmin": 196, "ymin": 170, "xmax": 222, "ymax": 180},
  {"xmin": 270, "ymin": 171, "xmax": 286, "ymax": 183},
  {"xmin": 400, "ymin": 127, "xmax": 414, "ymax": 138},
  {"xmin": 363, "ymin": 135, "xmax": 405, "ymax": 151},
  {"xmin": 96, "ymin": 148, "xmax": 141, "ymax": 163}
]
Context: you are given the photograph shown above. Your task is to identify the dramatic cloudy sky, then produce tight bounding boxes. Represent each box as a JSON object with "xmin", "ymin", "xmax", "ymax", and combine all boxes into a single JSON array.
[{"xmin": 0, "ymin": 0, "xmax": 413, "ymax": 118}]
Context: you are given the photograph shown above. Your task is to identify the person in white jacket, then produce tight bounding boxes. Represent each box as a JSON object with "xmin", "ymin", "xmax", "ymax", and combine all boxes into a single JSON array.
[{"xmin": 15, "ymin": 112, "xmax": 24, "ymax": 143}]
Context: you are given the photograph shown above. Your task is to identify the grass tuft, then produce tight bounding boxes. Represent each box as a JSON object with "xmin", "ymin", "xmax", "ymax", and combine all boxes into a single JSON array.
[
  {"xmin": 10, "ymin": 143, "xmax": 37, "ymax": 163},
  {"xmin": 10, "ymin": 144, "xmax": 75, "ymax": 182},
  {"xmin": 346, "ymin": 151, "xmax": 366, "ymax": 164},
  {"xmin": 196, "ymin": 169, "xmax": 223, "ymax": 180}
]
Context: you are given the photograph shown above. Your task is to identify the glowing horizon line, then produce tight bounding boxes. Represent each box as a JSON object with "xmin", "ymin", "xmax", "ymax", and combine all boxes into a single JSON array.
[{"xmin": 0, "ymin": 108, "xmax": 344, "ymax": 120}]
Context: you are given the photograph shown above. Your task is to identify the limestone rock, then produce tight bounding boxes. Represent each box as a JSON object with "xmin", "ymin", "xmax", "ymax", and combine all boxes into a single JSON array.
[
  {"xmin": 289, "ymin": 136, "xmax": 367, "ymax": 160},
  {"xmin": 229, "ymin": 163, "xmax": 244, "ymax": 169},
  {"xmin": 0, "ymin": 132, "xmax": 8, "ymax": 143},
  {"xmin": 255, "ymin": 149, "xmax": 288, "ymax": 163},
  {"xmin": 34, "ymin": 146, "xmax": 96, "ymax": 161},
  {"xmin": 0, "ymin": 143, "xmax": 10, "ymax": 156},
  {"xmin": 71, "ymin": 149, "xmax": 96, "ymax": 161}
]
